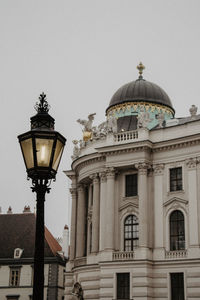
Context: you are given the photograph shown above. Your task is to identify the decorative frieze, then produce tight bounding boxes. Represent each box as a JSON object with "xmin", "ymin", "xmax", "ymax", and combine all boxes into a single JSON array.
[
  {"xmin": 186, "ymin": 158, "xmax": 197, "ymax": 169},
  {"xmin": 153, "ymin": 164, "xmax": 165, "ymax": 175}
]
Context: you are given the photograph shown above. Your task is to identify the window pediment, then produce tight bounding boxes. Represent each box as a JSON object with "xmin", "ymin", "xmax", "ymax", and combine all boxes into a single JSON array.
[{"xmin": 164, "ymin": 197, "xmax": 188, "ymax": 208}]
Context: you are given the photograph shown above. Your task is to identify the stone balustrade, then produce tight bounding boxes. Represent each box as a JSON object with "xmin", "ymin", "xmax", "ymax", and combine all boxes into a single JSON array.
[
  {"xmin": 113, "ymin": 251, "xmax": 135, "ymax": 261},
  {"xmin": 165, "ymin": 250, "xmax": 187, "ymax": 259},
  {"xmin": 114, "ymin": 130, "xmax": 138, "ymax": 142}
]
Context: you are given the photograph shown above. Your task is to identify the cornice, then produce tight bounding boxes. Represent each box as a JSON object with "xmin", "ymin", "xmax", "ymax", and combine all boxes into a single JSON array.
[{"xmin": 152, "ymin": 135, "xmax": 200, "ymax": 153}]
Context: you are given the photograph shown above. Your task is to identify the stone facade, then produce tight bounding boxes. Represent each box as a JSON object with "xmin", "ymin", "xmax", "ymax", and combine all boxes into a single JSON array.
[{"xmin": 64, "ymin": 68, "xmax": 200, "ymax": 300}]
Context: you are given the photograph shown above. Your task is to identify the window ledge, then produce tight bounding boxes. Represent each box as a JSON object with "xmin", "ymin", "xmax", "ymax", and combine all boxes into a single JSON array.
[
  {"xmin": 167, "ymin": 190, "xmax": 185, "ymax": 196},
  {"xmin": 122, "ymin": 196, "xmax": 138, "ymax": 201}
]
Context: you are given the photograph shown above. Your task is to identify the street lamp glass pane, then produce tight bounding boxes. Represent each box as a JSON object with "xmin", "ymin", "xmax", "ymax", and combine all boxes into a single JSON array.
[
  {"xmin": 35, "ymin": 138, "xmax": 53, "ymax": 167},
  {"xmin": 52, "ymin": 139, "xmax": 64, "ymax": 171},
  {"xmin": 20, "ymin": 138, "xmax": 34, "ymax": 169}
]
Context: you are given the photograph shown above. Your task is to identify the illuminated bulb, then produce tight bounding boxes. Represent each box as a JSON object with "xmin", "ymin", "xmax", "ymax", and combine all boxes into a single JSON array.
[{"xmin": 41, "ymin": 146, "xmax": 46, "ymax": 162}]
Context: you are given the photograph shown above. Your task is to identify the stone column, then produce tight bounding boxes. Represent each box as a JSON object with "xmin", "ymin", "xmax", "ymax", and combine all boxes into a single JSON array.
[
  {"xmin": 99, "ymin": 172, "xmax": 107, "ymax": 251},
  {"xmin": 105, "ymin": 168, "xmax": 115, "ymax": 250},
  {"xmin": 69, "ymin": 187, "xmax": 77, "ymax": 261},
  {"xmin": 136, "ymin": 162, "xmax": 149, "ymax": 248},
  {"xmin": 90, "ymin": 174, "xmax": 100, "ymax": 253},
  {"xmin": 153, "ymin": 164, "xmax": 165, "ymax": 249},
  {"xmin": 186, "ymin": 158, "xmax": 199, "ymax": 247},
  {"xmin": 76, "ymin": 184, "xmax": 86, "ymax": 258},
  {"xmin": 87, "ymin": 184, "xmax": 93, "ymax": 255}
]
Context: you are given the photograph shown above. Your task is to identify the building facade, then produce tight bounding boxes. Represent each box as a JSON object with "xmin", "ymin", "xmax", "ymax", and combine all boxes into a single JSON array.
[
  {"xmin": 65, "ymin": 63, "xmax": 200, "ymax": 300},
  {"xmin": 0, "ymin": 207, "xmax": 67, "ymax": 300}
]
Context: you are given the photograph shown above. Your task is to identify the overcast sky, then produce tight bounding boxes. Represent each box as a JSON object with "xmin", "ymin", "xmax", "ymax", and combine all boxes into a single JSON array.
[{"xmin": 0, "ymin": 0, "xmax": 200, "ymax": 238}]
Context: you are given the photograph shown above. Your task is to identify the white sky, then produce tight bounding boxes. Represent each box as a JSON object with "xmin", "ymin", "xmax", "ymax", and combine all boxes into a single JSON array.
[{"xmin": 0, "ymin": 0, "xmax": 200, "ymax": 238}]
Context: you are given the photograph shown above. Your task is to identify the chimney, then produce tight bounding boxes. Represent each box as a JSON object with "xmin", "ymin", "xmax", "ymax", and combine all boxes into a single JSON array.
[
  {"xmin": 62, "ymin": 225, "xmax": 69, "ymax": 258},
  {"xmin": 7, "ymin": 206, "xmax": 13, "ymax": 214},
  {"xmin": 23, "ymin": 205, "xmax": 31, "ymax": 213}
]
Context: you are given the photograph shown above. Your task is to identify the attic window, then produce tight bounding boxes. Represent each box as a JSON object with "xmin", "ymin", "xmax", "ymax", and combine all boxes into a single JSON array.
[{"xmin": 14, "ymin": 248, "xmax": 23, "ymax": 259}]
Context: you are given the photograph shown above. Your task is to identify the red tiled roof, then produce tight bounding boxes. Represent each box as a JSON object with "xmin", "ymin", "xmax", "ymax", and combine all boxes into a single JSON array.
[{"xmin": 0, "ymin": 213, "xmax": 61, "ymax": 259}]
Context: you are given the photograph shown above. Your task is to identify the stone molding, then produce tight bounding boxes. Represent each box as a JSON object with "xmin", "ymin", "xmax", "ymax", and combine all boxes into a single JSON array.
[
  {"xmin": 106, "ymin": 167, "xmax": 116, "ymax": 179},
  {"xmin": 135, "ymin": 162, "xmax": 151, "ymax": 175},
  {"xmin": 70, "ymin": 187, "xmax": 77, "ymax": 195},
  {"xmin": 77, "ymin": 184, "xmax": 85, "ymax": 193},
  {"xmin": 153, "ymin": 137, "xmax": 200, "ymax": 153},
  {"xmin": 99, "ymin": 171, "xmax": 107, "ymax": 182},
  {"xmin": 89, "ymin": 173, "xmax": 99, "ymax": 183},
  {"xmin": 153, "ymin": 164, "xmax": 165, "ymax": 175},
  {"xmin": 186, "ymin": 158, "xmax": 197, "ymax": 169}
]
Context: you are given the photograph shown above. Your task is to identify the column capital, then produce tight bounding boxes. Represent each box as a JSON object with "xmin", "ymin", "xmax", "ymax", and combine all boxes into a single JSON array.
[
  {"xmin": 70, "ymin": 187, "xmax": 77, "ymax": 195},
  {"xmin": 77, "ymin": 184, "xmax": 85, "ymax": 193},
  {"xmin": 106, "ymin": 167, "xmax": 116, "ymax": 179},
  {"xmin": 99, "ymin": 171, "xmax": 107, "ymax": 182},
  {"xmin": 186, "ymin": 158, "xmax": 197, "ymax": 169},
  {"xmin": 90, "ymin": 173, "xmax": 99, "ymax": 183},
  {"xmin": 135, "ymin": 162, "xmax": 151, "ymax": 175},
  {"xmin": 153, "ymin": 164, "xmax": 165, "ymax": 175}
]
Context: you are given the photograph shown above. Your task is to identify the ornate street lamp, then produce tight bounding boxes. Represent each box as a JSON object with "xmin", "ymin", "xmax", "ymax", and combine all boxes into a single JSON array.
[{"xmin": 18, "ymin": 93, "xmax": 66, "ymax": 300}]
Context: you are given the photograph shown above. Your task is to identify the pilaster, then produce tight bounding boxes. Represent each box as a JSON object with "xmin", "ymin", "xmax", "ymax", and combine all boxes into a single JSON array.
[
  {"xmin": 99, "ymin": 171, "xmax": 107, "ymax": 251},
  {"xmin": 186, "ymin": 158, "xmax": 199, "ymax": 248},
  {"xmin": 76, "ymin": 184, "xmax": 86, "ymax": 258},
  {"xmin": 90, "ymin": 173, "xmax": 100, "ymax": 253}
]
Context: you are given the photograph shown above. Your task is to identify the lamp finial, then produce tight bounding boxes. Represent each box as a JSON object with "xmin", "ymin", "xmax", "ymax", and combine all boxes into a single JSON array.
[
  {"xmin": 137, "ymin": 62, "xmax": 145, "ymax": 79},
  {"xmin": 34, "ymin": 92, "xmax": 50, "ymax": 113}
]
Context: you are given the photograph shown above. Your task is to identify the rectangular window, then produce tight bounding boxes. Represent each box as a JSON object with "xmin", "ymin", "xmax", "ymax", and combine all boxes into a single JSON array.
[
  {"xmin": 125, "ymin": 174, "xmax": 137, "ymax": 197},
  {"xmin": 6, "ymin": 296, "xmax": 19, "ymax": 300},
  {"xmin": 117, "ymin": 273, "xmax": 130, "ymax": 299},
  {"xmin": 9, "ymin": 268, "xmax": 20, "ymax": 287},
  {"xmin": 170, "ymin": 167, "xmax": 182, "ymax": 192},
  {"xmin": 170, "ymin": 273, "xmax": 184, "ymax": 300}
]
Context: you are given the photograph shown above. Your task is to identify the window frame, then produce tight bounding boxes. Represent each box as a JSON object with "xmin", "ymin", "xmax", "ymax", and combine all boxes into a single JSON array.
[
  {"xmin": 169, "ymin": 167, "xmax": 183, "ymax": 192},
  {"xmin": 116, "ymin": 272, "xmax": 130, "ymax": 300},
  {"xmin": 125, "ymin": 173, "xmax": 138, "ymax": 197},
  {"xmin": 9, "ymin": 267, "xmax": 21, "ymax": 287},
  {"xmin": 169, "ymin": 210, "xmax": 185, "ymax": 251},
  {"xmin": 124, "ymin": 214, "xmax": 139, "ymax": 251},
  {"xmin": 170, "ymin": 272, "xmax": 185, "ymax": 300}
]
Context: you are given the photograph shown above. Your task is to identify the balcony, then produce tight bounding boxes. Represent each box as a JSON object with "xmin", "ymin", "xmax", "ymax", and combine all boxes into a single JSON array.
[
  {"xmin": 114, "ymin": 130, "xmax": 138, "ymax": 142},
  {"xmin": 113, "ymin": 251, "xmax": 135, "ymax": 261}
]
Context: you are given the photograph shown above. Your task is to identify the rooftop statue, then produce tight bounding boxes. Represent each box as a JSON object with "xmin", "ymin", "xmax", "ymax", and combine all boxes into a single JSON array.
[{"xmin": 77, "ymin": 113, "xmax": 96, "ymax": 141}]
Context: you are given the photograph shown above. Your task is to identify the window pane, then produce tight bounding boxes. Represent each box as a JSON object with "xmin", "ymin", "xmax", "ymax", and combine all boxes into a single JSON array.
[
  {"xmin": 171, "ymin": 273, "xmax": 184, "ymax": 300},
  {"xmin": 20, "ymin": 138, "xmax": 34, "ymax": 169},
  {"xmin": 117, "ymin": 273, "xmax": 130, "ymax": 299},
  {"xmin": 124, "ymin": 214, "xmax": 139, "ymax": 251},
  {"xmin": 125, "ymin": 174, "xmax": 138, "ymax": 197},
  {"xmin": 52, "ymin": 139, "xmax": 64, "ymax": 171},
  {"xmin": 170, "ymin": 210, "xmax": 185, "ymax": 250},
  {"xmin": 170, "ymin": 167, "xmax": 182, "ymax": 192}
]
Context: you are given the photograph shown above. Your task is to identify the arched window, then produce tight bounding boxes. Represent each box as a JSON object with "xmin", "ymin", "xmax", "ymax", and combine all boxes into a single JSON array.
[
  {"xmin": 124, "ymin": 215, "xmax": 139, "ymax": 251},
  {"xmin": 170, "ymin": 210, "xmax": 185, "ymax": 251}
]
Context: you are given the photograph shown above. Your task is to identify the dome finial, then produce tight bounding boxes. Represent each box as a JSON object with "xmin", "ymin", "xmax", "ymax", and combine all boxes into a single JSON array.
[{"xmin": 137, "ymin": 62, "xmax": 145, "ymax": 79}]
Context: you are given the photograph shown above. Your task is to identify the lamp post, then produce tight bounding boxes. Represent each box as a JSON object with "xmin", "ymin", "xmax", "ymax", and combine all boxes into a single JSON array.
[{"xmin": 18, "ymin": 93, "xmax": 66, "ymax": 300}]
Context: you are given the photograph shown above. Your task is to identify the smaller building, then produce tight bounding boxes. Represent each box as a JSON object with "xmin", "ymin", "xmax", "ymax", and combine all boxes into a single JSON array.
[{"xmin": 0, "ymin": 206, "xmax": 67, "ymax": 300}]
